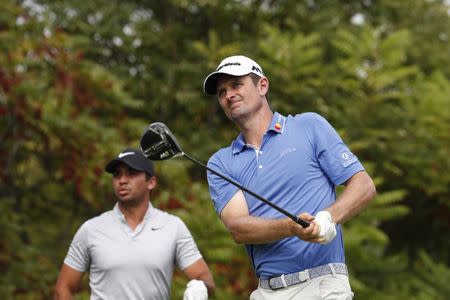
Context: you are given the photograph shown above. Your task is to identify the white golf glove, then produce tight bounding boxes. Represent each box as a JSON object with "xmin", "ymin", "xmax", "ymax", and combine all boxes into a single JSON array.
[
  {"xmin": 183, "ymin": 279, "xmax": 208, "ymax": 300},
  {"xmin": 315, "ymin": 211, "xmax": 336, "ymax": 244}
]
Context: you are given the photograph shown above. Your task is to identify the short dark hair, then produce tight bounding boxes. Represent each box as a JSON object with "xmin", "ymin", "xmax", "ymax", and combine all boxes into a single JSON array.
[
  {"xmin": 249, "ymin": 73, "xmax": 269, "ymax": 100},
  {"xmin": 249, "ymin": 73, "xmax": 260, "ymax": 85}
]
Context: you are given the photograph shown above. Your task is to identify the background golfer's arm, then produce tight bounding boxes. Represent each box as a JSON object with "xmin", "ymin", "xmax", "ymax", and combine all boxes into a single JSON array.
[
  {"xmin": 53, "ymin": 264, "xmax": 84, "ymax": 300},
  {"xmin": 220, "ymin": 190, "xmax": 316, "ymax": 244},
  {"xmin": 182, "ymin": 258, "xmax": 216, "ymax": 295},
  {"xmin": 327, "ymin": 171, "xmax": 376, "ymax": 224}
]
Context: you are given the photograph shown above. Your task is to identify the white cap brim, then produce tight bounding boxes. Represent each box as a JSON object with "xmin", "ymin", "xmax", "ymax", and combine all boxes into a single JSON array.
[
  {"xmin": 202, "ymin": 55, "xmax": 264, "ymax": 95},
  {"xmin": 203, "ymin": 70, "xmax": 252, "ymax": 95}
]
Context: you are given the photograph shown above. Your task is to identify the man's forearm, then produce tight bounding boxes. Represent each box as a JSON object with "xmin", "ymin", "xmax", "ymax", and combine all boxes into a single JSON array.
[
  {"xmin": 328, "ymin": 171, "xmax": 376, "ymax": 224},
  {"xmin": 225, "ymin": 215, "xmax": 293, "ymax": 244},
  {"xmin": 194, "ymin": 261, "xmax": 215, "ymax": 295},
  {"xmin": 53, "ymin": 288, "xmax": 74, "ymax": 300},
  {"xmin": 198, "ymin": 272, "xmax": 215, "ymax": 296}
]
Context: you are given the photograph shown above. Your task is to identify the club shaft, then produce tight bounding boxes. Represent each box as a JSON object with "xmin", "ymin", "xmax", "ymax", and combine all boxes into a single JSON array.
[{"xmin": 183, "ymin": 153, "xmax": 309, "ymax": 228}]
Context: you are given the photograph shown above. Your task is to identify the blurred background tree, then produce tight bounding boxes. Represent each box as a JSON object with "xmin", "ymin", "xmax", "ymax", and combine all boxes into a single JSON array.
[{"xmin": 1, "ymin": 0, "xmax": 448, "ymax": 299}]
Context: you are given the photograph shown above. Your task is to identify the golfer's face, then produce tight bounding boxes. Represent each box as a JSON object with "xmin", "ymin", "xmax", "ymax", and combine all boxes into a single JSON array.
[
  {"xmin": 112, "ymin": 164, "xmax": 151, "ymax": 202},
  {"xmin": 216, "ymin": 75, "xmax": 261, "ymax": 121}
]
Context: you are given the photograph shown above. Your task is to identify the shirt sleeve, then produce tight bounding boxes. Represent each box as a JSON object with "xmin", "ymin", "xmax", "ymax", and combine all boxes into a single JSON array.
[
  {"xmin": 307, "ymin": 113, "xmax": 364, "ymax": 185},
  {"xmin": 207, "ymin": 152, "xmax": 240, "ymax": 215},
  {"xmin": 174, "ymin": 217, "xmax": 202, "ymax": 271},
  {"xmin": 63, "ymin": 221, "xmax": 91, "ymax": 272}
]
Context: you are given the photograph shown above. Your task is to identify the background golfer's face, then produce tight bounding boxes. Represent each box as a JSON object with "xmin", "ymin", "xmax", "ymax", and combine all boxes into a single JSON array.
[{"xmin": 112, "ymin": 164, "xmax": 151, "ymax": 202}]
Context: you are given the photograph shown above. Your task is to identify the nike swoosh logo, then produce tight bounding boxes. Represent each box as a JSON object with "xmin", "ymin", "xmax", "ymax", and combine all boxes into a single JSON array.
[{"xmin": 118, "ymin": 152, "xmax": 134, "ymax": 158}]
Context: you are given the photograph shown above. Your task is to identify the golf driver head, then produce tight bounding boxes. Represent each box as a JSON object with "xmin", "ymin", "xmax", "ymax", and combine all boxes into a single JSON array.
[{"xmin": 140, "ymin": 122, "xmax": 184, "ymax": 160}]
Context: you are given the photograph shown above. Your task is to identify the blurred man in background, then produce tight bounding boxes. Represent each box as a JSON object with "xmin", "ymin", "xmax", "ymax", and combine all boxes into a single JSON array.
[{"xmin": 54, "ymin": 148, "xmax": 215, "ymax": 300}]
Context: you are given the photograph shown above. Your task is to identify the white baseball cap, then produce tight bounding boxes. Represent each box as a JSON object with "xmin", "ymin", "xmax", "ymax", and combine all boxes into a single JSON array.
[{"xmin": 203, "ymin": 55, "xmax": 264, "ymax": 95}]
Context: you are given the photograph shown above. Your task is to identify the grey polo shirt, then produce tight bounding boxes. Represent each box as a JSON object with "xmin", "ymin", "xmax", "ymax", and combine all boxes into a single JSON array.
[{"xmin": 64, "ymin": 203, "xmax": 202, "ymax": 300}]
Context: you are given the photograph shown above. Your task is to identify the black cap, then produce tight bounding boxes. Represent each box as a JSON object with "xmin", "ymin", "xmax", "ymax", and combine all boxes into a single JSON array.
[{"xmin": 105, "ymin": 148, "xmax": 155, "ymax": 176}]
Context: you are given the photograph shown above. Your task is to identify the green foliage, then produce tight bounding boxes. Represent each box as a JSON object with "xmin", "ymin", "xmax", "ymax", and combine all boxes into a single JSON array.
[
  {"xmin": 0, "ymin": 1, "xmax": 147, "ymax": 298},
  {"xmin": 1, "ymin": 0, "xmax": 448, "ymax": 299}
]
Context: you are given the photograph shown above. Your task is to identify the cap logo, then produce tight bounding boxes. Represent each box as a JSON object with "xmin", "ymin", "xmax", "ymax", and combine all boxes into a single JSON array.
[
  {"xmin": 252, "ymin": 65, "xmax": 263, "ymax": 74},
  {"xmin": 118, "ymin": 152, "xmax": 134, "ymax": 158},
  {"xmin": 217, "ymin": 62, "xmax": 241, "ymax": 71}
]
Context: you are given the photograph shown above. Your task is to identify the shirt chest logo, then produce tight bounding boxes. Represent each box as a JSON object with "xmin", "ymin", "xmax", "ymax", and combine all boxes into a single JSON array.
[{"xmin": 279, "ymin": 147, "xmax": 297, "ymax": 158}]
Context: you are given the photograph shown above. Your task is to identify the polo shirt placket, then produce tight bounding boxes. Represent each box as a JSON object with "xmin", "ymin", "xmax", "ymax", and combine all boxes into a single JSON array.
[
  {"xmin": 115, "ymin": 204, "xmax": 149, "ymax": 239},
  {"xmin": 242, "ymin": 114, "xmax": 287, "ymax": 178}
]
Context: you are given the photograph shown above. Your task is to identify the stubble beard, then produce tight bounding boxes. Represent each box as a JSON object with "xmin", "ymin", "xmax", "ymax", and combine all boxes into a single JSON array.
[{"xmin": 228, "ymin": 98, "xmax": 264, "ymax": 125}]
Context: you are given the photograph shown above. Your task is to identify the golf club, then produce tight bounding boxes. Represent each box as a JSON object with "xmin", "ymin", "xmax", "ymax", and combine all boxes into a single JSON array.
[{"xmin": 140, "ymin": 122, "xmax": 310, "ymax": 228}]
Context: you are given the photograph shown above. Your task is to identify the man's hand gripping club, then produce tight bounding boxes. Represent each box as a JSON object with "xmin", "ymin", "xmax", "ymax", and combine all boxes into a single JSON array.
[{"xmin": 288, "ymin": 211, "xmax": 336, "ymax": 244}]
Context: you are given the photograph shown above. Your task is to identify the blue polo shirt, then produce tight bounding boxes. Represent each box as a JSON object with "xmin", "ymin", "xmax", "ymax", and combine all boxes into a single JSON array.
[{"xmin": 207, "ymin": 112, "xmax": 364, "ymax": 278}]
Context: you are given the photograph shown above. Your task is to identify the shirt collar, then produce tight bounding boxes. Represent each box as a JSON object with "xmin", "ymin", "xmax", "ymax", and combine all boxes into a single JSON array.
[
  {"xmin": 268, "ymin": 112, "xmax": 286, "ymax": 134},
  {"xmin": 113, "ymin": 202, "xmax": 155, "ymax": 223},
  {"xmin": 231, "ymin": 133, "xmax": 246, "ymax": 154},
  {"xmin": 231, "ymin": 112, "xmax": 286, "ymax": 154}
]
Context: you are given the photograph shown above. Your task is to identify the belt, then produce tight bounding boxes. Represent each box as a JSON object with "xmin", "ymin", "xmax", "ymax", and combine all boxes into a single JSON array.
[{"xmin": 259, "ymin": 263, "xmax": 348, "ymax": 290}]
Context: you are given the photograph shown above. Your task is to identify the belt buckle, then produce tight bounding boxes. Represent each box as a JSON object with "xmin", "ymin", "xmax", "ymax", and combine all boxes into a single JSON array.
[{"xmin": 267, "ymin": 275, "xmax": 284, "ymax": 290}]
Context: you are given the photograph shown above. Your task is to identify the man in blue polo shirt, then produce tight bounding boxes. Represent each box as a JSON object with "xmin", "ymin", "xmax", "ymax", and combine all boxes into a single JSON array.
[{"xmin": 203, "ymin": 55, "xmax": 376, "ymax": 299}]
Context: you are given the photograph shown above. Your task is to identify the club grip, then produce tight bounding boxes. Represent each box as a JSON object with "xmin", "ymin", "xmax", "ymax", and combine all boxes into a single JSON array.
[{"xmin": 294, "ymin": 216, "xmax": 310, "ymax": 228}]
